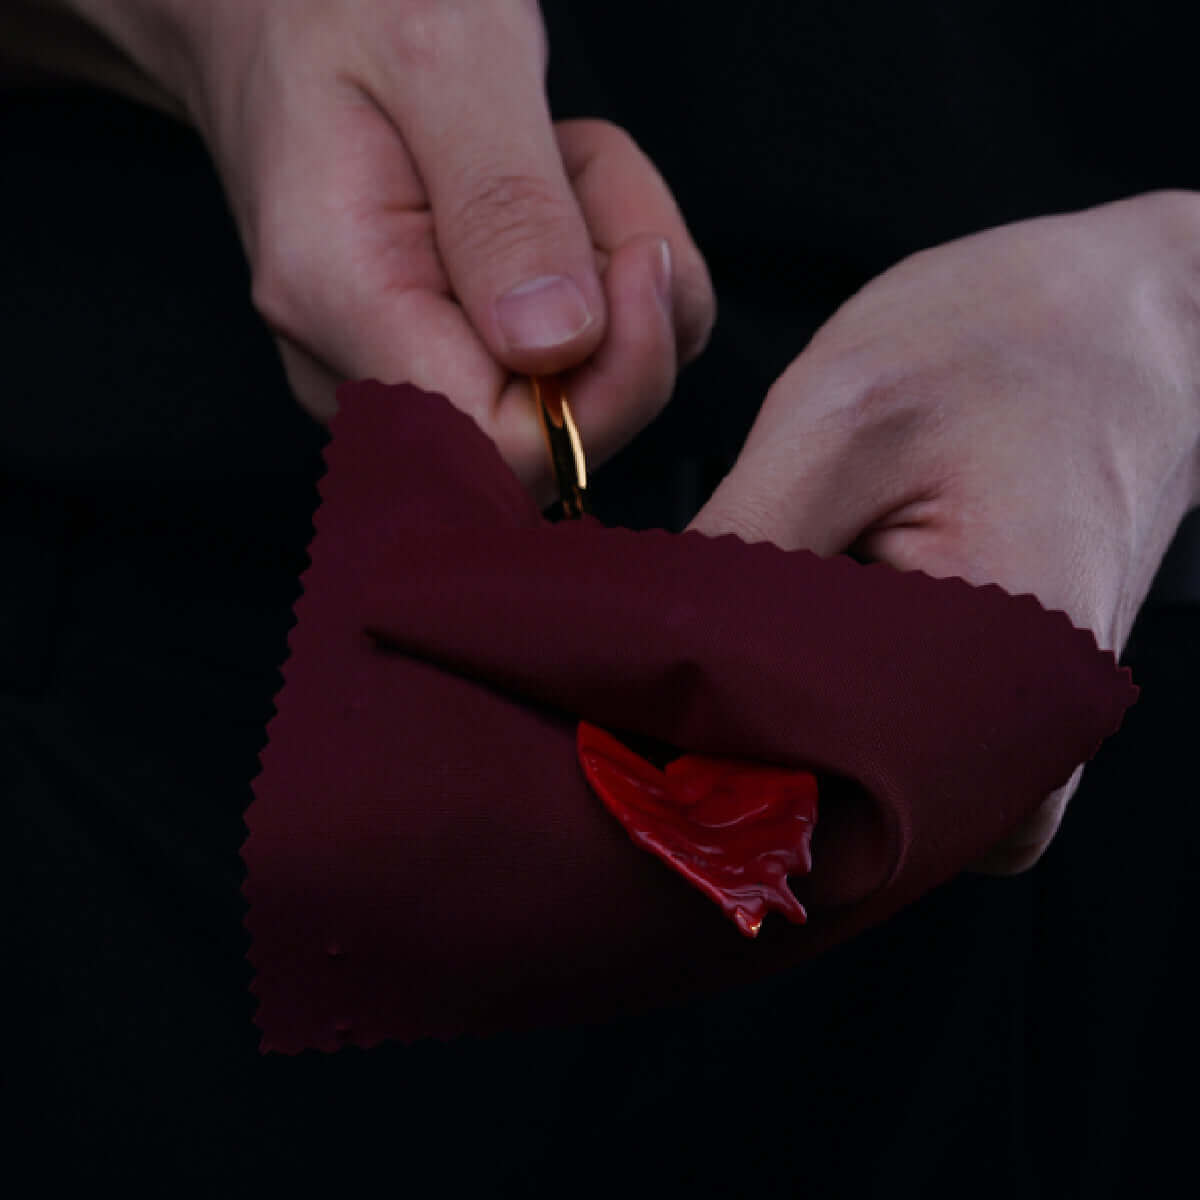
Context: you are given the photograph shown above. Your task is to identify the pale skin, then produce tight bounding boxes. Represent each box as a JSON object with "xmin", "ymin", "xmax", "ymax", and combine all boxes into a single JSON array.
[
  {"xmin": 6, "ymin": 2, "xmax": 1199, "ymax": 874},
  {"xmin": 689, "ymin": 192, "xmax": 1200, "ymax": 871},
  {"xmin": 2, "ymin": 0, "xmax": 716, "ymax": 505}
]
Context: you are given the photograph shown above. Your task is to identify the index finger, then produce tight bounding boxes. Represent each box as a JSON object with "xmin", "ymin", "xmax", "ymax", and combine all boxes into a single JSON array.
[{"xmin": 556, "ymin": 119, "xmax": 716, "ymax": 365}]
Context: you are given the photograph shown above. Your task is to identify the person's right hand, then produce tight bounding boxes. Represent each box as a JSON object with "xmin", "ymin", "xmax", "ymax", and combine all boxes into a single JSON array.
[{"xmin": 56, "ymin": 0, "xmax": 715, "ymax": 501}]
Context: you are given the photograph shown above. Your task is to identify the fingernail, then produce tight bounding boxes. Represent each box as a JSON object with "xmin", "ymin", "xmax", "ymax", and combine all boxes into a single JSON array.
[
  {"xmin": 495, "ymin": 274, "xmax": 594, "ymax": 352},
  {"xmin": 652, "ymin": 238, "xmax": 673, "ymax": 311}
]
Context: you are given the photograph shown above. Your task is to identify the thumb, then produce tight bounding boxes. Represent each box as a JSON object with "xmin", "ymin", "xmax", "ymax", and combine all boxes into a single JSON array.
[
  {"xmin": 686, "ymin": 398, "xmax": 883, "ymax": 556},
  {"xmin": 686, "ymin": 366, "xmax": 931, "ymax": 556},
  {"xmin": 383, "ymin": 22, "xmax": 605, "ymax": 375}
]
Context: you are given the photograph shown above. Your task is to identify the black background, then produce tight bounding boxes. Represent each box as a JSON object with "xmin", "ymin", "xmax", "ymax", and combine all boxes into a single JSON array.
[{"xmin": 4, "ymin": 3, "xmax": 1197, "ymax": 1194}]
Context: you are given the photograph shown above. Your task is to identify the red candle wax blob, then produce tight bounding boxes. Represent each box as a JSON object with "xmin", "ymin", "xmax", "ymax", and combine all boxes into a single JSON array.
[{"xmin": 577, "ymin": 722, "xmax": 818, "ymax": 938}]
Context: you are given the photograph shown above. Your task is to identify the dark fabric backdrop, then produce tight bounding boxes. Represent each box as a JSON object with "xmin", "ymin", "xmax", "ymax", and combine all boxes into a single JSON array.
[{"xmin": 4, "ymin": 2, "xmax": 1197, "ymax": 1194}]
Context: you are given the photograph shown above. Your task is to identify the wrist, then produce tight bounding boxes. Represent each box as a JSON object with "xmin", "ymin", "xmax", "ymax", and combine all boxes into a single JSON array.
[
  {"xmin": 1169, "ymin": 191, "xmax": 1200, "ymax": 507},
  {"xmin": 1136, "ymin": 189, "xmax": 1200, "ymax": 508}
]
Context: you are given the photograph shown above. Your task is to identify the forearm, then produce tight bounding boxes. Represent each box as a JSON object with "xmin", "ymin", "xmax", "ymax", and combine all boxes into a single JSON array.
[
  {"xmin": 0, "ymin": 0, "xmax": 185, "ymax": 120},
  {"xmin": 1154, "ymin": 188, "xmax": 1200, "ymax": 510}
]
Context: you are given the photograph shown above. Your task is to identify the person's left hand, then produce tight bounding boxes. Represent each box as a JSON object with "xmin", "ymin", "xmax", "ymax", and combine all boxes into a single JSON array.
[{"xmin": 689, "ymin": 190, "xmax": 1200, "ymax": 874}]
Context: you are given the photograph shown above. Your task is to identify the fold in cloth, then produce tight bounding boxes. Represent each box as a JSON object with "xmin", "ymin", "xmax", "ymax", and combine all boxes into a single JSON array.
[{"xmin": 244, "ymin": 381, "xmax": 1137, "ymax": 1053}]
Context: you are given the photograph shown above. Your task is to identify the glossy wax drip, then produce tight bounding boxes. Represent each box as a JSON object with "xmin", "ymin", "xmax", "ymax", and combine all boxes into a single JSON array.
[{"xmin": 577, "ymin": 723, "xmax": 818, "ymax": 937}]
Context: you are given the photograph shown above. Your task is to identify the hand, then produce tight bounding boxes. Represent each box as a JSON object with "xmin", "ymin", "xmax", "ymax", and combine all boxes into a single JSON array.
[
  {"xmin": 690, "ymin": 191, "xmax": 1200, "ymax": 874},
  {"xmin": 51, "ymin": 0, "xmax": 715, "ymax": 501}
]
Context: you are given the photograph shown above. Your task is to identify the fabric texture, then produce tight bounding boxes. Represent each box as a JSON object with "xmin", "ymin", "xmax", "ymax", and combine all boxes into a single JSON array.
[{"xmin": 244, "ymin": 380, "xmax": 1137, "ymax": 1052}]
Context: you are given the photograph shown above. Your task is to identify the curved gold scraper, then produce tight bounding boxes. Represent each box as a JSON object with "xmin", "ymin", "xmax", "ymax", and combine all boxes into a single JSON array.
[{"xmin": 530, "ymin": 374, "xmax": 589, "ymax": 519}]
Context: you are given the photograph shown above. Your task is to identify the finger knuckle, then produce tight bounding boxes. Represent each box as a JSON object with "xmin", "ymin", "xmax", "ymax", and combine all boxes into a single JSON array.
[
  {"xmin": 676, "ymin": 259, "xmax": 718, "ymax": 359},
  {"xmin": 386, "ymin": 0, "xmax": 546, "ymax": 75},
  {"xmin": 557, "ymin": 117, "xmax": 648, "ymax": 172},
  {"xmin": 250, "ymin": 265, "xmax": 293, "ymax": 336},
  {"xmin": 449, "ymin": 170, "xmax": 573, "ymax": 260},
  {"xmin": 587, "ymin": 117, "xmax": 639, "ymax": 154},
  {"xmin": 387, "ymin": 1, "xmax": 469, "ymax": 73},
  {"xmin": 249, "ymin": 239, "xmax": 309, "ymax": 339}
]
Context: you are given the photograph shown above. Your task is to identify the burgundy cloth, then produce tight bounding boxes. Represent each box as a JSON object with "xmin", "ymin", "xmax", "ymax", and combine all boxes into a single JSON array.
[{"xmin": 244, "ymin": 380, "xmax": 1137, "ymax": 1053}]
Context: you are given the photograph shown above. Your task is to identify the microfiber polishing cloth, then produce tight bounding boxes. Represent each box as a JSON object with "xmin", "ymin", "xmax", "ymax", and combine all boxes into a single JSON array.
[{"xmin": 244, "ymin": 380, "xmax": 1137, "ymax": 1053}]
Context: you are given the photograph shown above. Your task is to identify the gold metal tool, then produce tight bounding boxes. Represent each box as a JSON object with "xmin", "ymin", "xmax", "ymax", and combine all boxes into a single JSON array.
[{"xmin": 530, "ymin": 373, "xmax": 589, "ymax": 519}]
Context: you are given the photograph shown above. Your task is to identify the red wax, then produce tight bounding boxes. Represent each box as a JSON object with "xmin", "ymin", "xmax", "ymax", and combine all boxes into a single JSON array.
[{"xmin": 577, "ymin": 722, "xmax": 818, "ymax": 938}]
